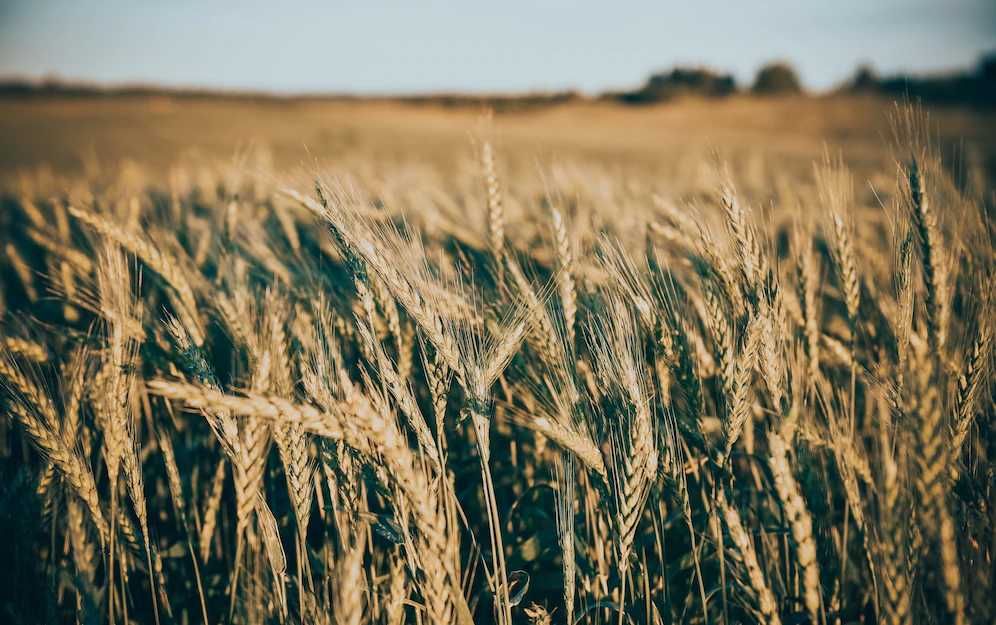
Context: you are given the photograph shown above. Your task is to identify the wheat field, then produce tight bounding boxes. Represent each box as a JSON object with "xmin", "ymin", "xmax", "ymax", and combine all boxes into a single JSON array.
[{"xmin": 0, "ymin": 95, "xmax": 993, "ymax": 625}]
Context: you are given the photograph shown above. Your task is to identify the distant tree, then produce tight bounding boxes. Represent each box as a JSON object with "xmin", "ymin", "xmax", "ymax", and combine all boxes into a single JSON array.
[
  {"xmin": 644, "ymin": 68, "xmax": 736, "ymax": 97},
  {"xmin": 617, "ymin": 66, "xmax": 736, "ymax": 104},
  {"xmin": 848, "ymin": 64, "xmax": 879, "ymax": 92},
  {"xmin": 859, "ymin": 51, "xmax": 996, "ymax": 107},
  {"xmin": 974, "ymin": 52, "xmax": 996, "ymax": 105},
  {"xmin": 752, "ymin": 62, "xmax": 803, "ymax": 95},
  {"xmin": 978, "ymin": 52, "xmax": 996, "ymax": 82}
]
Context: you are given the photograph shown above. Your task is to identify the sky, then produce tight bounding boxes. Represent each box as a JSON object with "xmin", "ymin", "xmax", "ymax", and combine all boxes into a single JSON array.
[{"xmin": 1, "ymin": 1, "xmax": 994, "ymax": 95}]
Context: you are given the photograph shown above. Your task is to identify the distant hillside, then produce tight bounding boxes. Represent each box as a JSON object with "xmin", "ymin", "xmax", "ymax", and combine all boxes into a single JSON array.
[{"xmin": 0, "ymin": 78, "xmax": 583, "ymax": 112}]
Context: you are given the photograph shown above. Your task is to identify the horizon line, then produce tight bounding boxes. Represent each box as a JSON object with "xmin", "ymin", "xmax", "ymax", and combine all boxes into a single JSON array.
[{"xmin": 1, "ymin": 55, "xmax": 988, "ymax": 101}]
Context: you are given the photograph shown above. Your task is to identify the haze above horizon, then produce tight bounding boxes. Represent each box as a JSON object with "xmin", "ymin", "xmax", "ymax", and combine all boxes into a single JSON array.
[{"xmin": 1, "ymin": 1, "xmax": 994, "ymax": 95}]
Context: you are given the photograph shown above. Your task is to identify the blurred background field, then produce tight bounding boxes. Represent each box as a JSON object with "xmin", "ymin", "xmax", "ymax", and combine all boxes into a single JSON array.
[{"xmin": 3, "ymin": 93, "xmax": 994, "ymax": 191}]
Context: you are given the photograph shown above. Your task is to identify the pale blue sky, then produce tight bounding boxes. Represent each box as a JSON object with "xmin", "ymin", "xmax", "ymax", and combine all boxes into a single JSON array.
[{"xmin": 1, "ymin": 1, "xmax": 994, "ymax": 94}]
